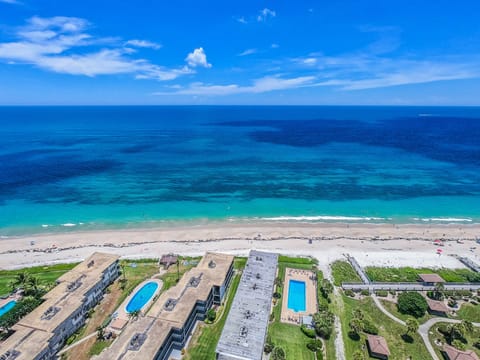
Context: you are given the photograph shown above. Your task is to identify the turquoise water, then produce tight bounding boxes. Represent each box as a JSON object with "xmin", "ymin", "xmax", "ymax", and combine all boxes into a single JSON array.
[
  {"xmin": 1, "ymin": 106, "xmax": 480, "ymax": 236},
  {"xmin": 287, "ymin": 280, "xmax": 306, "ymax": 312},
  {"xmin": 0, "ymin": 300, "xmax": 17, "ymax": 317},
  {"xmin": 125, "ymin": 282, "xmax": 158, "ymax": 313}
]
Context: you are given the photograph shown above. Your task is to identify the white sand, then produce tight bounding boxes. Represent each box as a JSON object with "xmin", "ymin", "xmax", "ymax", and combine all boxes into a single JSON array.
[{"xmin": 0, "ymin": 222, "xmax": 479, "ymax": 270}]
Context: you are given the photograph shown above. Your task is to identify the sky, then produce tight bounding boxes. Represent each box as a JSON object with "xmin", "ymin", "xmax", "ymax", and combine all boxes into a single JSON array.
[{"xmin": 0, "ymin": 0, "xmax": 480, "ymax": 105}]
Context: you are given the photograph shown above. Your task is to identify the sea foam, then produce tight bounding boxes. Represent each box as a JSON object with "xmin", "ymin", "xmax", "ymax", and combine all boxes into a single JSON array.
[{"xmin": 258, "ymin": 215, "xmax": 388, "ymax": 221}]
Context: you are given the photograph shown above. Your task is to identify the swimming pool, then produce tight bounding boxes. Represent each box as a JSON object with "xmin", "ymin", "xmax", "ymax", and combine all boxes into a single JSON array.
[
  {"xmin": 0, "ymin": 300, "xmax": 17, "ymax": 318},
  {"xmin": 126, "ymin": 282, "xmax": 159, "ymax": 313},
  {"xmin": 287, "ymin": 280, "xmax": 306, "ymax": 312}
]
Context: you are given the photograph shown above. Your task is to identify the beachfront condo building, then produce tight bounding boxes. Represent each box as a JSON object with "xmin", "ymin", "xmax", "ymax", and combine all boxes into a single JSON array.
[
  {"xmin": 93, "ymin": 252, "xmax": 234, "ymax": 360},
  {"xmin": 0, "ymin": 252, "xmax": 120, "ymax": 360},
  {"xmin": 216, "ymin": 250, "xmax": 278, "ymax": 360}
]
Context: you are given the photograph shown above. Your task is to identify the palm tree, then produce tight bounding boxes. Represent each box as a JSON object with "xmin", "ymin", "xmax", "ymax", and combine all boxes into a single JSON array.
[
  {"xmin": 449, "ymin": 322, "xmax": 466, "ymax": 342},
  {"xmin": 96, "ymin": 326, "xmax": 105, "ymax": 340},
  {"xmin": 349, "ymin": 318, "xmax": 363, "ymax": 336},
  {"xmin": 352, "ymin": 309, "xmax": 365, "ymax": 321},
  {"xmin": 433, "ymin": 282, "xmax": 445, "ymax": 300},
  {"xmin": 14, "ymin": 272, "xmax": 30, "ymax": 292},
  {"xmin": 405, "ymin": 318, "xmax": 419, "ymax": 336},
  {"xmin": 27, "ymin": 276, "xmax": 40, "ymax": 295},
  {"xmin": 128, "ymin": 310, "xmax": 141, "ymax": 321},
  {"xmin": 461, "ymin": 320, "xmax": 473, "ymax": 334}
]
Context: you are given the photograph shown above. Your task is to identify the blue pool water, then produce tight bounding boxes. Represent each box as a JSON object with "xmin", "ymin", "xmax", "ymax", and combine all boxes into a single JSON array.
[
  {"xmin": 0, "ymin": 300, "xmax": 17, "ymax": 317},
  {"xmin": 125, "ymin": 282, "xmax": 158, "ymax": 313},
  {"xmin": 287, "ymin": 280, "xmax": 306, "ymax": 312}
]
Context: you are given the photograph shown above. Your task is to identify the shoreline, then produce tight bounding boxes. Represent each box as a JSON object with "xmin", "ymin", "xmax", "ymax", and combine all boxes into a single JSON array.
[
  {"xmin": 1, "ymin": 222, "xmax": 479, "ymax": 270},
  {"xmin": 2, "ymin": 215, "xmax": 480, "ymax": 238}
]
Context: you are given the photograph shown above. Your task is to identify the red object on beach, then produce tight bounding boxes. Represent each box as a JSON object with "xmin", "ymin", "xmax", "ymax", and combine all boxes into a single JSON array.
[{"xmin": 437, "ymin": 248, "xmax": 443, "ymax": 253}]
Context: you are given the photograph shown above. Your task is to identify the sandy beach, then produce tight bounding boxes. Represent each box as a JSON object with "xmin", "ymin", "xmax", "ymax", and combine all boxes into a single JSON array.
[
  {"xmin": 0, "ymin": 222, "xmax": 479, "ymax": 270},
  {"xmin": 2, "ymin": 224, "xmax": 478, "ymax": 360}
]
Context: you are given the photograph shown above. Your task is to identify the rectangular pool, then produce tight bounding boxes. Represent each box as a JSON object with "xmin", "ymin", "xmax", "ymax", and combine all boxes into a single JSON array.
[{"xmin": 287, "ymin": 280, "xmax": 306, "ymax": 312}]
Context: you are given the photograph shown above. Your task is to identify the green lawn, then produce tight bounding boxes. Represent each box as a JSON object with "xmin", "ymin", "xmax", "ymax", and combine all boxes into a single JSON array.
[
  {"xmin": 89, "ymin": 339, "xmax": 113, "ymax": 356},
  {"xmin": 185, "ymin": 273, "xmax": 241, "ymax": 359},
  {"xmin": 457, "ymin": 302, "xmax": 480, "ymax": 322},
  {"xmin": 331, "ymin": 260, "xmax": 362, "ymax": 286},
  {"xmin": 0, "ymin": 263, "xmax": 78, "ymax": 296},
  {"xmin": 269, "ymin": 322, "xmax": 315, "ymax": 360},
  {"xmin": 338, "ymin": 295, "xmax": 431, "ymax": 359},
  {"xmin": 365, "ymin": 266, "xmax": 479, "ymax": 283},
  {"xmin": 380, "ymin": 299, "xmax": 433, "ymax": 325}
]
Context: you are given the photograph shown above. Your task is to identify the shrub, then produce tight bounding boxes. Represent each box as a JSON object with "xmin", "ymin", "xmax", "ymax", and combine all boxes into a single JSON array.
[
  {"xmin": 271, "ymin": 346, "xmax": 286, "ymax": 360},
  {"xmin": 306, "ymin": 339, "xmax": 323, "ymax": 352},
  {"xmin": 313, "ymin": 310, "xmax": 335, "ymax": 339},
  {"xmin": 264, "ymin": 342, "xmax": 274, "ymax": 354},
  {"xmin": 206, "ymin": 309, "xmax": 216, "ymax": 322},
  {"xmin": 360, "ymin": 290, "xmax": 370, "ymax": 296},
  {"xmin": 397, "ymin": 292, "xmax": 428, "ymax": 318},
  {"xmin": 452, "ymin": 339, "xmax": 466, "ymax": 351},
  {"xmin": 264, "ymin": 335, "xmax": 274, "ymax": 354},
  {"xmin": 375, "ymin": 290, "xmax": 388, "ymax": 297},
  {"xmin": 344, "ymin": 289, "xmax": 355, "ymax": 297},
  {"xmin": 437, "ymin": 324, "xmax": 450, "ymax": 335},
  {"xmin": 269, "ymin": 312, "xmax": 275, "ymax": 322},
  {"xmin": 273, "ymin": 292, "xmax": 282, "ymax": 299},
  {"xmin": 301, "ymin": 325, "xmax": 316, "ymax": 338},
  {"xmin": 316, "ymin": 350, "xmax": 324, "ymax": 360},
  {"xmin": 362, "ymin": 319, "xmax": 379, "ymax": 335}
]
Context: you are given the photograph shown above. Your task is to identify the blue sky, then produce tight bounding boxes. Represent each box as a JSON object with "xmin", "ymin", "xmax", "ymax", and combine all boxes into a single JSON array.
[{"xmin": 0, "ymin": 0, "xmax": 480, "ymax": 105}]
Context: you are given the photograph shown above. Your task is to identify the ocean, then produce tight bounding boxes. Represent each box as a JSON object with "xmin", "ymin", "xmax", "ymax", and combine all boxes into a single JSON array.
[{"xmin": 1, "ymin": 105, "xmax": 480, "ymax": 236}]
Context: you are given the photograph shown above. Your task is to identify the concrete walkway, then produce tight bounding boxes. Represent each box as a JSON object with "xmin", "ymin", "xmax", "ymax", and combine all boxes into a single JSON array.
[
  {"xmin": 371, "ymin": 295, "xmax": 406, "ymax": 326},
  {"xmin": 58, "ymin": 331, "xmax": 97, "ymax": 355},
  {"xmin": 371, "ymin": 294, "xmax": 480, "ymax": 360}
]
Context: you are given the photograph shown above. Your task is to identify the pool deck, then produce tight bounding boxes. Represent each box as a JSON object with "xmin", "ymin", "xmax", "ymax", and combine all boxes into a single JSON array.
[
  {"xmin": 281, "ymin": 267, "xmax": 317, "ymax": 325},
  {"xmin": 0, "ymin": 292, "xmax": 22, "ymax": 309},
  {"xmin": 109, "ymin": 278, "xmax": 163, "ymax": 332}
]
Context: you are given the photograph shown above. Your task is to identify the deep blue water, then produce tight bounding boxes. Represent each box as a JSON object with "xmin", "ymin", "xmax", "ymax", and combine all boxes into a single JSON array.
[{"xmin": 1, "ymin": 106, "xmax": 480, "ymax": 235}]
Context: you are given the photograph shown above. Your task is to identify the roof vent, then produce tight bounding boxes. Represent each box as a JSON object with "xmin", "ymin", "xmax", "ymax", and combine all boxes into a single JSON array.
[
  {"xmin": 0, "ymin": 350, "xmax": 21, "ymax": 360},
  {"xmin": 164, "ymin": 298, "xmax": 177, "ymax": 311},
  {"xmin": 240, "ymin": 326, "xmax": 248, "ymax": 337},
  {"xmin": 42, "ymin": 306, "xmax": 60, "ymax": 320},
  {"xmin": 128, "ymin": 333, "xmax": 147, "ymax": 351},
  {"xmin": 208, "ymin": 260, "xmax": 216, "ymax": 268}
]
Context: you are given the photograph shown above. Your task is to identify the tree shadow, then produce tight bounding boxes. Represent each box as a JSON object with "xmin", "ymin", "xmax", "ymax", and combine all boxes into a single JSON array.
[
  {"xmin": 348, "ymin": 331, "xmax": 361, "ymax": 341},
  {"xmin": 401, "ymin": 334, "xmax": 414, "ymax": 343}
]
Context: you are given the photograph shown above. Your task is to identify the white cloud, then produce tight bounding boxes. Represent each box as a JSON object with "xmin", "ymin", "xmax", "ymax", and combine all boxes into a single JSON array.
[
  {"xmin": 257, "ymin": 8, "xmax": 276, "ymax": 22},
  {"xmin": 154, "ymin": 75, "xmax": 315, "ymax": 96},
  {"xmin": 236, "ymin": 17, "xmax": 247, "ymax": 24},
  {"xmin": 291, "ymin": 52, "xmax": 480, "ymax": 90},
  {"xmin": 185, "ymin": 47, "xmax": 211, "ymax": 68},
  {"xmin": 0, "ymin": 0, "xmax": 22, "ymax": 4},
  {"xmin": 271, "ymin": 43, "xmax": 279, "ymax": 49},
  {"xmin": 0, "ymin": 16, "xmax": 191, "ymax": 81},
  {"xmin": 302, "ymin": 58, "xmax": 317, "ymax": 65},
  {"xmin": 238, "ymin": 48, "xmax": 257, "ymax": 56},
  {"xmin": 125, "ymin": 39, "xmax": 161, "ymax": 49}
]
